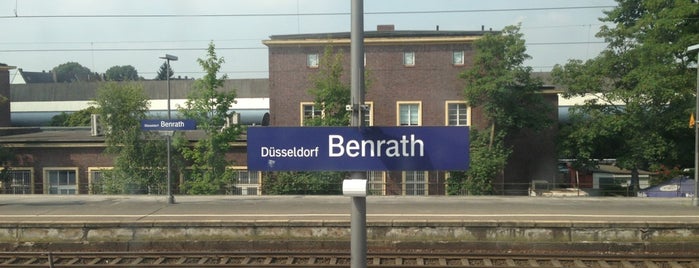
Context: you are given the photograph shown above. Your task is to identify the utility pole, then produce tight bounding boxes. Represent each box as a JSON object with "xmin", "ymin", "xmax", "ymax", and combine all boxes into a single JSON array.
[{"xmin": 349, "ymin": 0, "xmax": 367, "ymax": 267}]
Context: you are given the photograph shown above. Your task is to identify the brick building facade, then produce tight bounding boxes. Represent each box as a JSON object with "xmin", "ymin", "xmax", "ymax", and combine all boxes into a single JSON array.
[
  {"xmin": 0, "ymin": 27, "xmax": 557, "ymax": 196},
  {"xmin": 263, "ymin": 26, "xmax": 558, "ymax": 195}
]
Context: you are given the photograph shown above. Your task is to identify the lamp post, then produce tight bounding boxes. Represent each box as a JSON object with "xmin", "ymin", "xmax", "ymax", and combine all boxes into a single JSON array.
[
  {"xmin": 688, "ymin": 44, "xmax": 699, "ymax": 207},
  {"xmin": 160, "ymin": 54, "xmax": 178, "ymax": 204}
]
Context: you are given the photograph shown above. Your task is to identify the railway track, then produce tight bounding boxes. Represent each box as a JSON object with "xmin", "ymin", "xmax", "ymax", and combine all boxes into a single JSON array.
[{"xmin": 1, "ymin": 251, "xmax": 698, "ymax": 267}]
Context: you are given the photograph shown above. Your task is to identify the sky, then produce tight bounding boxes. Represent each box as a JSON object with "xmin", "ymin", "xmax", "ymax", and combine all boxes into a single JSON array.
[{"xmin": 0, "ymin": 0, "xmax": 617, "ymax": 80}]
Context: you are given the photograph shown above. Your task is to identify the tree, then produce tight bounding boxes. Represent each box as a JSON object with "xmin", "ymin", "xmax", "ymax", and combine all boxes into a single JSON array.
[
  {"xmin": 0, "ymin": 139, "xmax": 13, "ymax": 194},
  {"xmin": 306, "ymin": 46, "xmax": 351, "ymax": 126},
  {"xmin": 105, "ymin": 65, "xmax": 139, "ymax": 81},
  {"xmin": 552, "ymin": 0, "xmax": 699, "ymax": 193},
  {"xmin": 53, "ymin": 62, "xmax": 92, "ymax": 82},
  {"xmin": 456, "ymin": 24, "xmax": 553, "ymax": 195},
  {"xmin": 50, "ymin": 106, "xmax": 98, "ymax": 126},
  {"xmin": 155, "ymin": 62, "xmax": 174, "ymax": 80},
  {"xmin": 93, "ymin": 82, "xmax": 168, "ymax": 194},
  {"xmin": 177, "ymin": 41, "xmax": 242, "ymax": 195},
  {"xmin": 266, "ymin": 46, "xmax": 351, "ymax": 195}
]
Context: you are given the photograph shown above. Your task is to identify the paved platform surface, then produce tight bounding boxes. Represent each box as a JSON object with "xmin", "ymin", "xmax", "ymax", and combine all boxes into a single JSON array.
[{"xmin": 1, "ymin": 195, "xmax": 699, "ymax": 224}]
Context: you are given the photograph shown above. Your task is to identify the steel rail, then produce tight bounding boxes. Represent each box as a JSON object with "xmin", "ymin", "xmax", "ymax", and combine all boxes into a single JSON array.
[{"xmin": 1, "ymin": 251, "xmax": 697, "ymax": 267}]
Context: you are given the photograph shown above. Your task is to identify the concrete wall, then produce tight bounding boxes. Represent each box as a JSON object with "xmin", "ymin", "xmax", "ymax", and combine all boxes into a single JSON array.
[{"xmin": 1, "ymin": 221, "xmax": 697, "ymax": 253}]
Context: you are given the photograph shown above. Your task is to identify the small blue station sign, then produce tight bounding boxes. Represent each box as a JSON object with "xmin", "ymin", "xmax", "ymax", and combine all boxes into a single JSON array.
[
  {"xmin": 247, "ymin": 126, "xmax": 469, "ymax": 171},
  {"xmin": 140, "ymin": 119, "xmax": 197, "ymax": 131}
]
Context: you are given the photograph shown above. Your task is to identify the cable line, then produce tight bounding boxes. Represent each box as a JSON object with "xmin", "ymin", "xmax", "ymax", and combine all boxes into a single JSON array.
[{"xmin": 0, "ymin": 5, "xmax": 616, "ymax": 19}]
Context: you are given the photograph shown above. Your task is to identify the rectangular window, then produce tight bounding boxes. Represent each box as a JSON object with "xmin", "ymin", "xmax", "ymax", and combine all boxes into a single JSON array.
[
  {"xmin": 88, "ymin": 167, "xmax": 112, "ymax": 194},
  {"xmin": 397, "ymin": 102, "xmax": 421, "ymax": 126},
  {"xmin": 452, "ymin": 51, "xmax": 465, "ymax": 65},
  {"xmin": 307, "ymin": 53, "xmax": 319, "ymax": 68},
  {"xmin": 300, "ymin": 102, "xmax": 323, "ymax": 126},
  {"xmin": 363, "ymin": 102, "xmax": 374, "ymax": 126},
  {"xmin": 403, "ymin": 171, "xmax": 428, "ymax": 196},
  {"xmin": 446, "ymin": 101, "xmax": 470, "ymax": 126},
  {"xmin": 367, "ymin": 171, "xmax": 385, "ymax": 195},
  {"xmin": 6, "ymin": 168, "xmax": 33, "ymax": 194},
  {"xmin": 44, "ymin": 168, "xmax": 78, "ymax": 195},
  {"xmin": 231, "ymin": 167, "xmax": 261, "ymax": 196},
  {"xmin": 403, "ymin": 52, "xmax": 415, "ymax": 66}
]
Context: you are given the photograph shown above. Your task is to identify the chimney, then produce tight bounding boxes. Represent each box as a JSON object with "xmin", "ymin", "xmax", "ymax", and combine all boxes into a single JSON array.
[
  {"xmin": 436, "ymin": 25, "xmax": 440, "ymax": 31},
  {"xmin": 377, "ymin": 24, "xmax": 395, "ymax": 31}
]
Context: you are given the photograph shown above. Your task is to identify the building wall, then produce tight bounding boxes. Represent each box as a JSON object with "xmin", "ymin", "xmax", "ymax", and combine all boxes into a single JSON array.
[
  {"xmin": 266, "ymin": 31, "xmax": 559, "ymax": 195},
  {"xmin": 267, "ymin": 42, "xmax": 478, "ymax": 127},
  {"xmin": 0, "ymin": 65, "xmax": 12, "ymax": 127}
]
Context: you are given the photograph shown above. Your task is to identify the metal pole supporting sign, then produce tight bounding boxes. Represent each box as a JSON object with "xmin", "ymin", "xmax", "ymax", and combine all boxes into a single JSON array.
[
  {"xmin": 688, "ymin": 44, "xmax": 699, "ymax": 207},
  {"xmin": 347, "ymin": 0, "xmax": 367, "ymax": 267},
  {"xmin": 159, "ymin": 54, "xmax": 178, "ymax": 205}
]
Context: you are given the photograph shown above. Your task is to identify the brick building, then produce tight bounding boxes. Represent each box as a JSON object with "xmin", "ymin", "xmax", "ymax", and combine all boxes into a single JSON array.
[
  {"xmin": 0, "ymin": 26, "xmax": 557, "ymax": 196},
  {"xmin": 263, "ymin": 26, "xmax": 558, "ymax": 195}
]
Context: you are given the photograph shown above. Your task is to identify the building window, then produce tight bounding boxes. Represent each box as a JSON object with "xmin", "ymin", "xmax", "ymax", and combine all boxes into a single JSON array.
[
  {"xmin": 403, "ymin": 171, "xmax": 428, "ymax": 196},
  {"xmin": 367, "ymin": 171, "xmax": 385, "ymax": 195},
  {"xmin": 300, "ymin": 102, "xmax": 323, "ymax": 126},
  {"xmin": 231, "ymin": 167, "xmax": 261, "ymax": 195},
  {"xmin": 44, "ymin": 168, "xmax": 78, "ymax": 195},
  {"xmin": 5, "ymin": 168, "xmax": 33, "ymax": 194},
  {"xmin": 307, "ymin": 53, "xmax": 319, "ymax": 68},
  {"xmin": 403, "ymin": 52, "xmax": 415, "ymax": 66},
  {"xmin": 363, "ymin": 102, "xmax": 374, "ymax": 126},
  {"xmin": 397, "ymin": 101, "xmax": 421, "ymax": 126},
  {"xmin": 452, "ymin": 51, "xmax": 465, "ymax": 65},
  {"xmin": 446, "ymin": 101, "xmax": 470, "ymax": 126},
  {"xmin": 88, "ymin": 167, "xmax": 112, "ymax": 194}
]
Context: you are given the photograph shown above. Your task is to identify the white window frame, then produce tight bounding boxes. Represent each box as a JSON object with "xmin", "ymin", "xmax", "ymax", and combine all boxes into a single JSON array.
[
  {"xmin": 367, "ymin": 171, "xmax": 385, "ymax": 195},
  {"xmin": 403, "ymin": 171, "xmax": 428, "ymax": 196},
  {"xmin": 397, "ymin": 101, "xmax": 422, "ymax": 126},
  {"xmin": 452, "ymin": 50, "xmax": 465, "ymax": 66},
  {"xmin": 44, "ymin": 167, "xmax": 79, "ymax": 195},
  {"xmin": 88, "ymin": 167, "xmax": 112, "ymax": 194},
  {"xmin": 307, "ymin": 53, "xmax": 319, "ymax": 68},
  {"xmin": 230, "ymin": 166, "xmax": 261, "ymax": 196},
  {"xmin": 4, "ymin": 167, "xmax": 34, "ymax": 194},
  {"xmin": 300, "ymin": 102, "xmax": 323, "ymax": 126},
  {"xmin": 403, "ymin": 51, "xmax": 415, "ymax": 66},
  {"xmin": 363, "ymin": 101, "xmax": 374, "ymax": 126},
  {"xmin": 445, "ymin": 101, "xmax": 471, "ymax": 126}
]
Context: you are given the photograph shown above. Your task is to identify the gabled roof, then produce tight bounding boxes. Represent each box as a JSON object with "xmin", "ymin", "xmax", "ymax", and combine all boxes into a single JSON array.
[{"xmin": 18, "ymin": 69, "xmax": 54, "ymax": 83}]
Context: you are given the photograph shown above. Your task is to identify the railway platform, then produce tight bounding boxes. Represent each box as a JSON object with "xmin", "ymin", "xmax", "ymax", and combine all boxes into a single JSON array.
[{"xmin": 0, "ymin": 195, "xmax": 698, "ymax": 255}]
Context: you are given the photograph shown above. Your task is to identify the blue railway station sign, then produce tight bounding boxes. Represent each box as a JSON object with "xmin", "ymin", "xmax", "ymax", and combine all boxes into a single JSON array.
[
  {"xmin": 140, "ymin": 119, "xmax": 197, "ymax": 131},
  {"xmin": 247, "ymin": 126, "xmax": 469, "ymax": 171}
]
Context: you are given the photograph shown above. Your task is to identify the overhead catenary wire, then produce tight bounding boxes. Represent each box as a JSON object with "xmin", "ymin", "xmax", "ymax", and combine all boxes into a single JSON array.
[{"xmin": 0, "ymin": 5, "xmax": 617, "ymax": 19}]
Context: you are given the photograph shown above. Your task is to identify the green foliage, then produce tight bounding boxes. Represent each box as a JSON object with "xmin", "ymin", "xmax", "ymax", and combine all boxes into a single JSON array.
[
  {"xmin": 305, "ymin": 46, "xmax": 351, "ymax": 126},
  {"xmin": 177, "ymin": 41, "xmax": 242, "ymax": 195},
  {"xmin": 463, "ymin": 130, "xmax": 510, "ymax": 195},
  {"xmin": 52, "ymin": 62, "xmax": 92, "ymax": 82},
  {"xmin": 461, "ymin": 24, "xmax": 551, "ymax": 133},
  {"xmin": 105, "ymin": 65, "xmax": 139, "ymax": 81},
  {"xmin": 551, "ymin": 0, "xmax": 699, "ymax": 191},
  {"xmin": 155, "ymin": 62, "xmax": 174, "ymax": 80},
  {"xmin": 267, "ymin": 45, "xmax": 360, "ymax": 194},
  {"xmin": 263, "ymin": 171, "xmax": 344, "ymax": 195},
  {"xmin": 0, "ymin": 146, "xmax": 14, "ymax": 194},
  {"xmin": 93, "ymin": 82, "xmax": 168, "ymax": 194},
  {"xmin": 50, "ymin": 106, "xmax": 98, "ymax": 126},
  {"xmin": 454, "ymin": 24, "xmax": 552, "ymax": 195}
]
